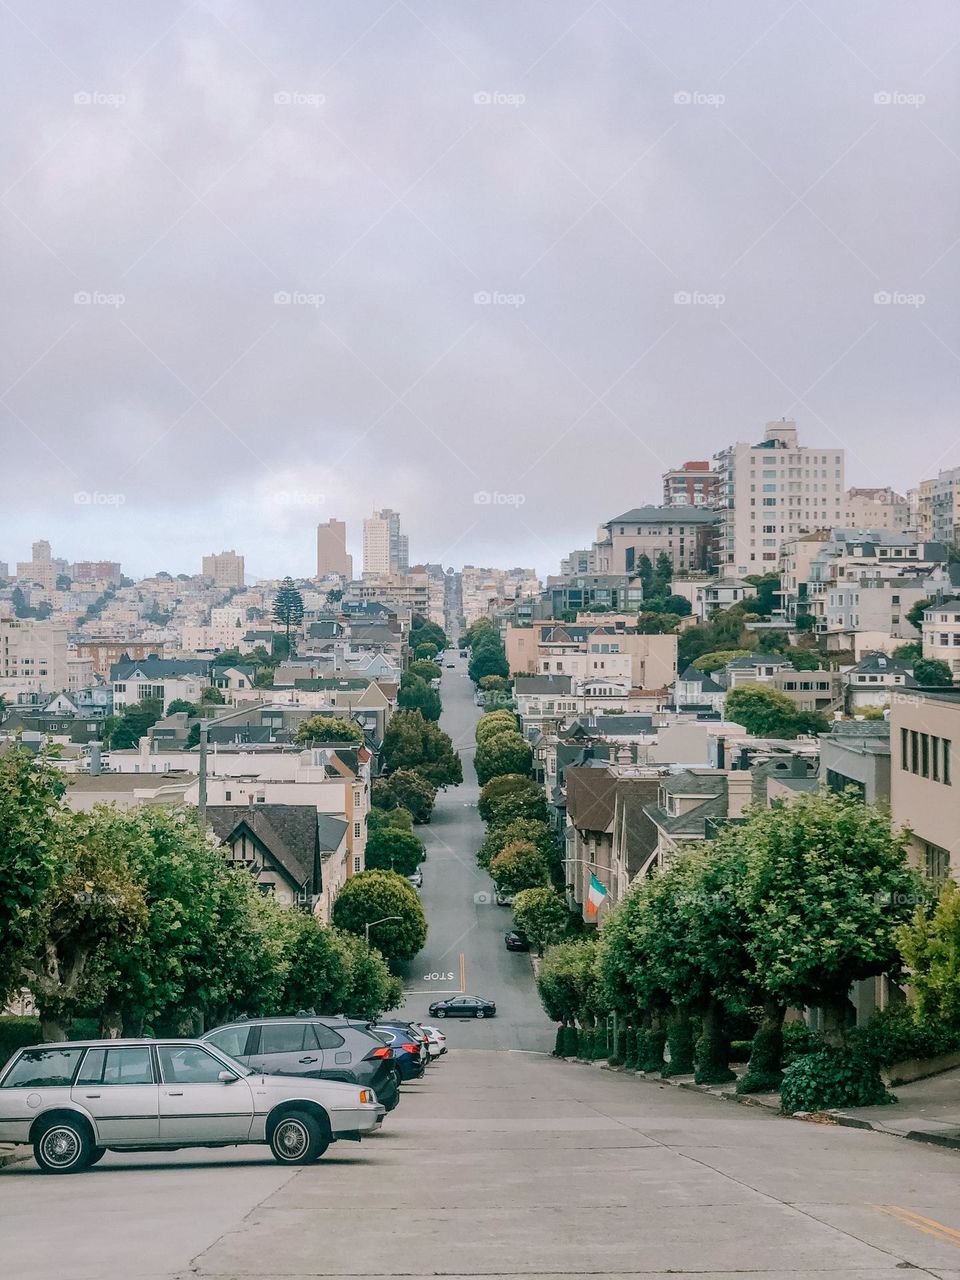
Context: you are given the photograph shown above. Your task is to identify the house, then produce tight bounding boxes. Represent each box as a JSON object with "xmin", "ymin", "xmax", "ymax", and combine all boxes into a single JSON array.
[
  {"xmin": 642, "ymin": 769, "xmax": 745, "ymax": 863},
  {"xmin": 890, "ymin": 687, "xmax": 960, "ymax": 883},
  {"xmin": 111, "ymin": 657, "xmax": 210, "ymax": 713},
  {"xmin": 671, "ymin": 665, "xmax": 726, "ymax": 713},
  {"xmin": 211, "ymin": 664, "xmax": 258, "ymax": 694},
  {"xmin": 820, "ymin": 720, "xmax": 891, "ymax": 804},
  {"xmin": 921, "ymin": 600, "xmax": 960, "ymax": 678},
  {"xmin": 671, "ymin": 576, "xmax": 756, "ymax": 621},
  {"xmin": 843, "ymin": 652, "xmax": 917, "ymax": 711}
]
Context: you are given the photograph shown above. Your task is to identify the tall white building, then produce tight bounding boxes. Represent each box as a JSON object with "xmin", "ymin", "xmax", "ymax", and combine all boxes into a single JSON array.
[
  {"xmin": 15, "ymin": 540, "xmax": 68, "ymax": 590},
  {"xmin": 714, "ymin": 420, "xmax": 844, "ymax": 576},
  {"xmin": 362, "ymin": 509, "xmax": 407, "ymax": 576},
  {"xmin": 202, "ymin": 550, "xmax": 245, "ymax": 589},
  {"xmin": 0, "ymin": 617, "xmax": 70, "ymax": 694}
]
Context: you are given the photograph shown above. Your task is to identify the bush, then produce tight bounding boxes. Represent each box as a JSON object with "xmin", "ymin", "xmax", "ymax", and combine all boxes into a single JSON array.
[
  {"xmin": 561, "ymin": 1025, "xmax": 579, "ymax": 1057},
  {"xmin": 850, "ymin": 1004, "xmax": 960, "ymax": 1067},
  {"xmin": 662, "ymin": 1011, "xmax": 696, "ymax": 1076},
  {"xmin": 737, "ymin": 1024, "xmax": 785, "ymax": 1095},
  {"xmin": 578, "ymin": 1026, "xmax": 595, "ymax": 1059},
  {"xmin": 781, "ymin": 1020, "xmax": 822, "ymax": 1064},
  {"xmin": 780, "ymin": 1047, "xmax": 894, "ymax": 1113},
  {"xmin": 0, "ymin": 1015, "xmax": 41, "ymax": 1065},
  {"xmin": 553, "ymin": 1024, "xmax": 566, "ymax": 1056},
  {"xmin": 623, "ymin": 1025, "xmax": 638, "ymax": 1070}
]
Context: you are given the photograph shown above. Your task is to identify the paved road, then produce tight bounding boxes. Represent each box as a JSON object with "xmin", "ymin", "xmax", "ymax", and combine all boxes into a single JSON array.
[
  {"xmin": 390, "ymin": 650, "xmax": 554, "ymax": 1052},
  {"xmin": 8, "ymin": 653, "xmax": 960, "ymax": 1278}
]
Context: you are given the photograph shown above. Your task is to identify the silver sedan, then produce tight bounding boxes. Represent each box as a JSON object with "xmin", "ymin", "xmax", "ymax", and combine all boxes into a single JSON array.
[{"xmin": 0, "ymin": 1038, "xmax": 385, "ymax": 1174}]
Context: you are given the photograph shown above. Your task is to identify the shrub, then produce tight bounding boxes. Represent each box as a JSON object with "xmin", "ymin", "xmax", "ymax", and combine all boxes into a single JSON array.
[
  {"xmin": 638, "ymin": 1025, "xmax": 667, "ymax": 1073},
  {"xmin": 578, "ymin": 1026, "xmax": 595, "ymax": 1059},
  {"xmin": 623, "ymin": 1025, "xmax": 638, "ymax": 1070},
  {"xmin": 0, "ymin": 1015, "xmax": 41, "ymax": 1065},
  {"xmin": 737, "ymin": 1024, "xmax": 785, "ymax": 1095},
  {"xmin": 662, "ymin": 1011, "xmax": 696, "ymax": 1076},
  {"xmin": 553, "ymin": 1024, "xmax": 566, "ymax": 1056},
  {"xmin": 781, "ymin": 1020, "xmax": 822, "ymax": 1064},
  {"xmin": 780, "ymin": 1047, "xmax": 894, "ymax": 1113},
  {"xmin": 561, "ymin": 1025, "xmax": 579, "ymax": 1057},
  {"xmin": 850, "ymin": 1004, "xmax": 960, "ymax": 1067}
]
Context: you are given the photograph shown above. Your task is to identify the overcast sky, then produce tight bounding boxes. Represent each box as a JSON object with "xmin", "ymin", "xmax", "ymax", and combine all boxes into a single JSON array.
[{"xmin": 2, "ymin": 1, "xmax": 959, "ymax": 580}]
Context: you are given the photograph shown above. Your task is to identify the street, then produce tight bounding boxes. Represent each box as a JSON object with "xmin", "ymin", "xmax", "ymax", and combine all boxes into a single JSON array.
[{"xmin": 4, "ymin": 658, "xmax": 960, "ymax": 1278}]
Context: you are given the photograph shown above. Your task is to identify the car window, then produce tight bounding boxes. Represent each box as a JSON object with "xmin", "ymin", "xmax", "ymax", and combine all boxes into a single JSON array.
[
  {"xmin": 205, "ymin": 1026, "xmax": 250, "ymax": 1058},
  {"xmin": 259, "ymin": 1023, "xmax": 308, "ymax": 1054},
  {"xmin": 158, "ymin": 1045, "xmax": 229, "ymax": 1084},
  {"xmin": 77, "ymin": 1047, "xmax": 154, "ymax": 1086},
  {"xmin": 312, "ymin": 1025, "xmax": 345, "ymax": 1050},
  {"xmin": 2, "ymin": 1047, "xmax": 84, "ymax": 1088}
]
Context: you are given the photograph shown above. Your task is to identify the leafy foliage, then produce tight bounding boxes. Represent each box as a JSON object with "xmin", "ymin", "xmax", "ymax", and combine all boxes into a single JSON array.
[
  {"xmin": 489, "ymin": 840, "xmax": 550, "ymax": 894},
  {"xmin": 913, "ymin": 657, "xmax": 954, "ymax": 687},
  {"xmin": 397, "ymin": 673, "xmax": 442, "ymax": 721},
  {"xmin": 105, "ymin": 698, "xmax": 164, "ymax": 749},
  {"xmin": 372, "ymin": 769, "xmax": 437, "ymax": 824},
  {"xmin": 899, "ymin": 879, "xmax": 960, "ymax": 1026},
  {"xmin": 779, "ymin": 1047, "xmax": 893, "ymax": 1113},
  {"xmin": 364, "ymin": 826, "xmax": 424, "ymax": 877},
  {"xmin": 273, "ymin": 577, "xmax": 305, "ymax": 650},
  {"xmin": 331, "ymin": 870, "xmax": 427, "ymax": 971},
  {"xmin": 536, "ymin": 939, "xmax": 599, "ymax": 1024},
  {"xmin": 474, "ymin": 730, "xmax": 532, "ymax": 785},
  {"xmin": 294, "ymin": 715, "xmax": 365, "ymax": 745},
  {"xmin": 478, "ymin": 776, "xmax": 547, "ymax": 826},
  {"xmin": 725, "ymin": 684, "xmax": 828, "ymax": 738},
  {"xmin": 381, "ymin": 710, "xmax": 462, "ymax": 786},
  {"xmin": 512, "ymin": 887, "xmax": 569, "ymax": 956},
  {"xmin": 691, "ymin": 649, "xmax": 751, "ymax": 673}
]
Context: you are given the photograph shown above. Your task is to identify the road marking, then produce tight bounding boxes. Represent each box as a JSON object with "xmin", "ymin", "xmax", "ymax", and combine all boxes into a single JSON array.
[
  {"xmin": 877, "ymin": 1204, "xmax": 960, "ymax": 1248},
  {"xmin": 404, "ymin": 988, "xmax": 462, "ymax": 995},
  {"xmin": 460, "ymin": 951, "xmax": 466, "ymax": 992}
]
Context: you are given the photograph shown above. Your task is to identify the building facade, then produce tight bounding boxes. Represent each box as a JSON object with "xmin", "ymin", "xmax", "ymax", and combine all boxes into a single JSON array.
[
  {"xmin": 316, "ymin": 519, "xmax": 353, "ymax": 580},
  {"xmin": 202, "ymin": 550, "xmax": 245, "ymax": 588},
  {"xmin": 662, "ymin": 460, "xmax": 719, "ymax": 508}
]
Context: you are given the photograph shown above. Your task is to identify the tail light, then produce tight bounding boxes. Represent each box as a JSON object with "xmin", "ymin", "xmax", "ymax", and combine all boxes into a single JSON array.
[
  {"xmin": 367, "ymin": 1046, "xmax": 392, "ymax": 1059},
  {"xmin": 401, "ymin": 1042, "xmax": 417, "ymax": 1054}
]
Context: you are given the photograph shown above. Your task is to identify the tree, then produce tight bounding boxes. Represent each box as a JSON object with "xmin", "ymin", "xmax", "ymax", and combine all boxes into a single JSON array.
[
  {"xmin": 536, "ymin": 939, "xmax": 599, "ymax": 1026},
  {"xmin": 408, "ymin": 659, "xmax": 442, "ymax": 682},
  {"xmin": 725, "ymin": 685, "xmax": 828, "ymax": 739},
  {"xmin": 477, "ymin": 818, "xmax": 560, "ymax": 879},
  {"xmin": 637, "ymin": 553, "xmax": 654, "ymax": 593},
  {"xmin": 273, "ymin": 577, "xmax": 305, "ymax": 653},
  {"xmin": 0, "ymin": 751, "xmax": 65, "ymax": 1003},
  {"xmin": 899, "ymin": 880, "xmax": 960, "ymax": 1026},
  {"xmin": 372, "ymin": 769, "xmax": 437, "ymax": 824},
  {"xmin": 894, "ymin": 641, "xmax": 922, "ymax": 661},
  {"xmin": 410, "ymin": 618, "xmax": 447, "ymax": 651},
  {"xmin": 462, "ymin": 618, "xmax": 495, "ymax": 648},
  {"xmin": 634, "ymin": 612, "xmax": 680, "ymax": 635},
  {"xmin": 364, "ymin": 826, "xmax": 425, "ymax": 876},
  {"xmin": 478, "ymin": 775, "xmax": 547, "ymax": 825},
  {"xmin": 789, "ymin": 650, "xmax": 824, "ymax": 671},
  {"xmin": 332, "ymin": 870, "xmax": 427, "ymax": 971},
  {"xmin": 414, "ymin": 642, "xmax": 439, "ymax": 661},
  {"xmin": 692, "ymin": 649, "xmax": 751, "ymax": 673},
  {"xmin": 335, "ymin": 928, "xmax": 404, "ymax": 1019},
  {"xmin": 660, "ymin": 594, "xmax": 692, "ymax": 617},
  {"xmin": 165, "ymin": 699, "xmax": 199, "ymax": 717},
  {"xmin": 278, "ymin": 914, "xmax": 351, "ymax": 1016},
  {"xmin": 913, "ymin": 657, "xmax": 954, "ymax": 687},
  {"xmin": 737, "ymin": 790, "xmax": 925, "ymax": 1046},
  {"xmin": 489, "ymin": 840, "xmax": 551, "ymax": 894},
  {"xmin": 294, "ymin": 715, "xmax": 365, "ymax": 745},
  {"xmin": 475, "ymin": 730, "xmax": 533, "ymax": 786},
  {"xmin": 478, "ymin": 674, "xmax": 511, "ymax": 693},
  {"xmin": 381, "ymin": 710, "xmax": 462, "ymax": 787},
  {"xmin": 106, "ymin": 697, "xmax": 164, "ymax": 749},
  {"xmin": 56, "ymin": 573, "xmax": 72, "ymax": 591},
  {"xmin": 653, "ymin": 551, "xmax": 673, "ymax": 593},
  {"xmin": 512, "ymin": 887, "xmax": 569, "ymax": 956},
  {"xmin": 743, "ymin": 573, "xmax": 780, "ymax": 616},
  {"xmin": 326, "ymin": 589, "xmax": 343, "ymax": 605},
  {"xmin": 368, "ymin": 806, "xmax": 414, "ymax": 834},
  {"xmin": 469, "ymin": 642, "xmax": 509, "ymax": 684},
  {"xmin": 200, "ymin": 686, "xmax": 225, "ymax": 705},
  {"xmin": 475, "ymin": 710, "xmax": 519, "ymax": 743},
  {"xmin": 398, "ymin": 674, "xmax": 442, "ymax": 721}
]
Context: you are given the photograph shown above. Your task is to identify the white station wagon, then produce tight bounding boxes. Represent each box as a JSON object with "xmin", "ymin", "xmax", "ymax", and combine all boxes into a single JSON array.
[{"xmin": 0, "ymin": 1038, "xmax": 385, "ymax": 1174}]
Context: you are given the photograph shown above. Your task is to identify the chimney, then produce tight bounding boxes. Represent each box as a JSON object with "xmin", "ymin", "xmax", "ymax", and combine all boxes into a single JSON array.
[{"xmin": 89, "ymin": 741, "xmax": 102, "ymax": 776}]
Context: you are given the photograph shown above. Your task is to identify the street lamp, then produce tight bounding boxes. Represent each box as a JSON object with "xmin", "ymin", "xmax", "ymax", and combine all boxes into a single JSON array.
[{"xmin": 365, "ymin": 915, "xmax": 401, "ymax": 946}]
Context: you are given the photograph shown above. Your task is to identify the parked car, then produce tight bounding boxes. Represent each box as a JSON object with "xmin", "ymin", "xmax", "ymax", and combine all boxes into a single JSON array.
[
  {"xmin": 459, "ymin": 650, "xmax": 467, "ymax": 657},
  {"xmin": 420, "ymin": 1025, "xmax": 447, "ymax": 1056},
  {"xmin": 372, "ymin": 1025, "xmax": 427, "ymax": 1081},
  {"xmin": 428, "ymin": 995, "xmax": 497, "ymax": 1020},
  {"xmin": 495, "ymin": 888, "xmax": 514, "ymax": 907},
  {"xmin": 203, "ymin": 1015, "xmax": 400, "ymax": 1112},
  {"xmin": 407, "ymin": 867, "xmax": 423, "ymax": 889},
  {"xmin": 445, "ymin": 662, "xmax": 455, "ymax": 668},
  {"xmin": 504, "ymin": 930, "xmax": 530, "ymax": 952},
  {"xmin": 0, "ymin": 1038, "xmax": 383, "ymax": 1174}
]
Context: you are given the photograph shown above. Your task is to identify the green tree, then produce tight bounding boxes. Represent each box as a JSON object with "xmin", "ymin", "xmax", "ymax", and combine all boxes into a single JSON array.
[
  {"xmin": 725, "ymin": 685, "xmax": 828, "ymax": 738},
  {"xmin": 536, "ymin": 938, "xmax": 599, "ymax": 1026},
  {"xmin": 398, "ymin": 673, "xmax": 442, "ymax": 721},
  {"xmin": 478, "ymin": 775, "xmax": 547, "ymax": 825},
  {"xmin": 738, "ymin": 791, "xmax": 925, "ymax": 1046},
  {"xmin": 372, "ymin": 769, "xmax": 437, "ymax": 824},
  {"xmin": 165, "ymin": 699, "xmax": 199, "ymax": 717},
  {"xmin": 913, "ymin": 657, "xmax": 954, "ymax": 687},
  {"xmin": 107, "ymin": 698, "xmax": 164, "ymax": 749},
  {"xmin": 0, "ymin": 751, "xmax": 65, "ymax": 1003},
  {"xmin": 477, "ymin": 818, "xmax": 560, "ymax": 878},
  {"xmin": 742, "ymin": 573, "xmax": 780, "ymax": 615},
  {"xmin": 364, "ymin": 826, "xmax": 425, "ymax": 876},
  {"xmin": 478, "ymin": 674, "xmax": 511, "ymax": 693},
  {"xmin": 635, "ymin": 612, "xmax": 680, "ymax": 634},
  {"xmin": 660, "ymin": 594, "xmax": 692, "ymax": 617},
  {"xmin": 294, "ymin": 715, "xmax": 365, "ymax": 746},
  {"xmin": 408, "ymin": 659, "xmax": 442, "ymax": 682},
  {"xmin": 512, "ymin": 887, "xmax": 569, "ymax": 956},
  {"xmin": 691, "ymin": 649, "xmax": 750, "ymax": 673},
  {"xmin": 253, "ymin": 668, "xmax": 275, "ymax": 689},
  {"xmin": 462, "ymin": 618, "xmax": 496, "ymax": 648},
  {"xmin": 476, "ymin": 709, "xmax": 520, "ymax": 743},
  {"xmin": 273, "ymin": 577, "xmax": 305, "ymax": 653},
  {"xmin": 335, "ymin": 928, "xmax": 404, "ymax": 1019},
  {"xmin": 475, "ymin": 730, "xmax": 533, "ymax": 786},
  {"xmin": 278, "ymin": 914, "xmax": 351, "ymax": 1015},
  {"xmin": 789, "ymin": 650, "xmax": 824, "ymax": 672},
  {"xmin": 200, "ymin": 686, "xmax": 225, "ymax": 705},
  {"xmin": 893, "ymin": 641, "xmax": 922, "ymax": 661},
  {"xmin": 368, "ymin": 806, "xmax": 414, "ymax": 835},
  {"xmin": 414, "ymin": 642, "xmax": 439, "ymax": 661},
  {"xmin": 469, "ymin": 642, "xmax": 510, "ymax": 684},
  {"xmin": 410, "ymin": 618, "xmax": 447, "ymax": 650},
  {"xmin": 637, "ymin": 553, "xmax": 654, "ymax": 593},
  {"xmin": 489, "ymin": 840, "xmax": 551, "ymax": 894},
  {"xmin": 332, "ymin": 870, "xmax": 427, "ymax": 971},
  {"xmin": 899, "ymin": 880, "xmax": 960, "ymax": 1026},
  {"xmin": 382, "ymin": 710, "xmax": 462, "ymax": 787}
]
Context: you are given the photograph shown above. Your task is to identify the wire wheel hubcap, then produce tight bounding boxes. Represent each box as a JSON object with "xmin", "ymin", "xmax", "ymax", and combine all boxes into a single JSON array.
[
  {"xmin": 276, "ymin": 1120, "xmax": 309, "ymax": 1159},
  {"xmin": 42, "ymin": 1127, "xmax": 81, "ymax": 1167}
]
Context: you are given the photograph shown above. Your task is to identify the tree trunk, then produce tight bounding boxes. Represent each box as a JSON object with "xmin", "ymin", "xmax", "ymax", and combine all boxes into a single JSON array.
[
  {"xmin": 695, "ymin": 998, "xmax": 736, "ymax": 1085},
  {"xmin": 738, "ymin": 999, "xmax": 785, "ymax": 1094},
  {"xmin": 39, "ymin": 1014, "xmax": 67, "ymax": 1042},
  {"xmin": 820, "ymin": 995, "xmax": 850, "ymax": 1049},
  {"xmin": 662, "ymin": 1008, "xmax": 696, "ymax": 1076},
  {"xmin": 100, "ymin": 1008, "xmax": 123, "ymax": 1039}
]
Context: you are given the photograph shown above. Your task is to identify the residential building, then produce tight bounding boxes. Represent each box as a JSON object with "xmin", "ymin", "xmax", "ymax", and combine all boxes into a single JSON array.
[
  {"xmin": 843, "ymin": 652, "xmax": 918, "ymax": 710},
  {"xmin": 506, "ymin": 621, "xmax": 677, "ymax": 690},
  {"xmin": 542, "ymin": 574, "xmax": 645, "ymax": 616},
  {"xmin": 890, "ymin": 689, "xmax": 960, "ymax": 882},
  {"xmin": 0, "ymin": 617, "xmax": 70, "ymax": 695},
  {"xmin": 558, "ymin": 548, "xmax": 599, "ymax": 576},
  {"xmin": 15, "ymin": 540, "xmax": 68, "ymax": 590},
  {"xmin": 0, "ymin": 561, "xmax": 8, "ymax": 581},
  {"xmin": 820, "ymin": 720, "xmax": 892, "ymax": 804},
  {"xmin": 75, "ymin": 640, "xmax": 165, "ymax": 679},
  {"xmin": 921, "ymin": 601, "xmax": 960, "ymax": 676},
  {"xmin": 202, "ymin": 550, "xmax": 245, "ymax": 589},
  {"xmin": 71, "ymin": 560, "xmax": 123, "ymax": 587},
  {"xmin": 671, "ymin": 575, "xmax": 755, "ymax": 621},
  {"xmin": 842, "ymin": 488, "xmax": 910, "ymax": 532},
  {"xmin": 111, "ymin": 656, "xmax": 210, "ymax": 713},
  {"xmin": 928, "ymin": 466, "xmax": 960, "ymax": 548},
  {"xmin": 643, "ymin": 768, "xmax": 753, "ymax": 864},
  {"xmin": 460, "ymin": 566, "xmax": 540, "ymax": 627},
  {"xmin": 662, "ymin": 459, "xmax": 719, "ymax": 508},
  {"xmin": 345, "ymin": 571, "xmax": 429, "ymax": 618},
  {"xmin": 316, "ymin": 519, "xmax": 353, "ymax": 580},
  {"xmin": 363, "ymin": 509, "xmax": 407, "ymax": 575},
  {"xmin": 596, "ymin": 505, "xmax": 719, "ymax": 575},
  {"xmin": 671, "ymin": 665, "xmax": 726, "ymax": 713},
  {"xmin": 714, "ymin": 419, "xmax": 844, "ymax": 575}
]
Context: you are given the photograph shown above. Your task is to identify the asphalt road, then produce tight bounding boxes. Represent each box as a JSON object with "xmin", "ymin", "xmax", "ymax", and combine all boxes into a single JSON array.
[
  {"xmin": 7, "ymin": 654, "xmax": 960, "ymax": 1278},
  {"xmin": 390, "ymin": 650, "xmax": 555, "ymax": 1052}
]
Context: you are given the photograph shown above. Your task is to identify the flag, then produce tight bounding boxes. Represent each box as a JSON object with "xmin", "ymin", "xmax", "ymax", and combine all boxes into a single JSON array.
[{"xmin": 586, "ymin": 874, "xmax": 608, "ymax": 917}]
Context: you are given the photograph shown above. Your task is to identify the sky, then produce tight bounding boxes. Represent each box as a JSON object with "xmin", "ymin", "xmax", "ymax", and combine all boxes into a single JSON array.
[{"xmin": 2, "ymin": 1, "xmax": 959, "ymax": 581}]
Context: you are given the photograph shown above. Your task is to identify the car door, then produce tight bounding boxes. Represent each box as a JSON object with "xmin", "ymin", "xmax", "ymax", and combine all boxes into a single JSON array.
[
  {"xmin": 71, "ymin": 1046, "xmax": 159, "ymax": 1144},
  {"xmin": 157, "ymin": 1044, "xmax": 255, "ymax": 1143},
  {"xmin": 246, "ymin": 1022, "xmax": 319, "ymax": 1077},
  {"xmin": 450, "ymin": 998, "xmax": 471, "ymax": 1018},
  {"xmin": 313, "ymin": 1024, "xmax": 350, "ymax": 1078}
]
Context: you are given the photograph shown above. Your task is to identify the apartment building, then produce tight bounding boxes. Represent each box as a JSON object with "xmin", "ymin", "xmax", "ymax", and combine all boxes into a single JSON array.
[
  {"xmin": 820, "ymin": 720, "xmax": 892, "ymax": 805},
  {"xmin": 843, "ymin": 487, "xmax": 910, "ymax": 532},
  {"xmin": 596, "ymin": 505, "xmax": 719, "ymax": 575},
  {"xmin": 316, "ymin": 519, "xmax": 353, "ymax": 580},
  {"xmin": 362, "ymin": 509, "xmax": 408, "ymax": 575},
  {"xmin": 843, "ymin": 652, "xmax": 918, "ymax": 710},
  {"xmin": 662, "ymin": 460, "xmax": 719, "ymax": 507},
  {"xmin": 15, "ymin": 540, "xmax": 68, "ymax": 590},
  {"xmin": 890, "ymin": 689, "xmax": 960, "ymax": 882},
  {"xmin": 460, "ymin": 565, "xmax": 540, "ymax": 627},
  {"xmin": 714, "ymin": 420, "xmax": 844, "ymax": 575},
  {"xmin": 506, "ymin": 621, "xmax": 677, "ymax": 690},
  {"xmin": 202, "ymin": 550, "xmax": 245, "ymax": 588},
  {"xmin": 75, "ymin": 640, "xmax": 162, "ymax": 679},
  {"xmin": 344, "ymin": 571, "xmax": 429, "ymax": 618},
  {"xmin": 671, "ymin": 575, "xmax": 755, "ymax": 621},
  {"xmin": 71, "ymin": 560, "xmax": 122, "ymax": 587},
  {"xmin": 542, "ymin": 574, "xmax": 645, "ymax": 616},
  {"xmin": 921, "ymin": 601, "xmax": 960, "ymax": 676},
  {"xmin": 0, "ymin": 617, "xmax": 70, "ymax": 695}
]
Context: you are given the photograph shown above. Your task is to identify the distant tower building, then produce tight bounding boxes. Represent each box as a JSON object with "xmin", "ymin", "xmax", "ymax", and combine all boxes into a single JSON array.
[
  {"xmin": 202, "ymin": 550, "xmax": 245, "ymax": 588},
  {"xmin": 363, "ymin": 509, "xmax": 407, "ymax": 575},
  {"xmin": 662, "ymin": 460, "xmax": 719, "ymax": 507},
  {"xmin": 316, "ymin": 519, "xmax": 353, "ymax": 579}
]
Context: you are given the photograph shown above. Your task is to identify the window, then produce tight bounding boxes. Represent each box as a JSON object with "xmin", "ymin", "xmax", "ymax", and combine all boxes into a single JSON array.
[
  {"xmin": 944, "ymin": 739, "xmax": 951, "ymax": 785},
  {"xmin": 158, "ymin": 1045, "xmax": 230, "ymax": 1084},
  {"xmin": 354, "ymin": 790, "xmax": 361, "ymax": 808},
  {"xmin": 353, "ymin": 855, "xmax": 362, "ymax": 873},
  {"xmin": 911, "ymin": 730, "xmax": 919, "ymax": 773},
  {"xmin": 313, "ymin": 1025, "xmax": 345, "ymax": 1050},
  {"xmin": 921, "ymin": 733, "xmax": 930, "ymax": 778},
  {"xmin": 354, "ymin": 821, "xmax": 362, "ymax": 839},
  {"xmin": 205, "ymin": 1026, "xmax": 250, "ymax": 1059},
  {"xmin": 2, "ymin": 1047, "xmax": 84, "ymax": 1088},
  {"xmin": 260, "ymin": 1023, "xmax": 311, "ymax": 1054},
  {"xmin": 925, "ymin": 842, "xmax": 950, "ymax": 884},
  {"xmin": 76, "ymin": 1046, "xmax": 154, "ymax": 1086}
]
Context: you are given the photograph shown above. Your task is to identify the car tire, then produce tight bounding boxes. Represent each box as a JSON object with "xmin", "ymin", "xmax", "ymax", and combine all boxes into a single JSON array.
[
  {"xmin": 383, "ymin": 1091, "xmax": 400, "ymax": 1112},
  {"xmin": 33, "ymin": 1116, "xmax": 94, "ymax": 1174},
  {"xmin": 436, "ymin": 1010, "xmax": 445, "ymax": 1018},
  {"xmin": 269, "ymin": 1111, "xmax": 329, "ymax": 1166},
  {"xmin": 87, "ymin": 1147, "xmax": 107, "ymax": 1166},
  {"xmin": 475, "ymin": 1010, "xmax": 485, "ymax": 1019}
]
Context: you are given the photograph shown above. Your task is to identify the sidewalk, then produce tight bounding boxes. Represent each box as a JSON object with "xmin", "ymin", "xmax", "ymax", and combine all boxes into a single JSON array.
[
  {"xmin": 0, "ymin": 1143, "xmax": 29, "ymax": 1169},
  {"xmin": 585, "ymin": 1057, "xmax": 960, "ymax": 1151}
]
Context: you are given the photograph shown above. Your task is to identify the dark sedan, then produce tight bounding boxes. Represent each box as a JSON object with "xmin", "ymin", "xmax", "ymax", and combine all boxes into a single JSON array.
[
  {"xmin": 504, "ymin": 930, "xmax": 529, "ymax": 952},
  {"xmin": 428, "ymin": 995, "xmax": 497, "ymax": 1019}
]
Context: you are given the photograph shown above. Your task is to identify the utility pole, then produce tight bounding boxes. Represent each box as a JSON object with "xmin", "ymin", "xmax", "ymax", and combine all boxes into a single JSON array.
[{"xmin": 198, "ymin": 719, "xmax": 210, "ymax": 826}]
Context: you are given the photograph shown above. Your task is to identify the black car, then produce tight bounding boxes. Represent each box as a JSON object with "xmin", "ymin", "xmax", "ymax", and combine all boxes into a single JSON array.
[
  {"xmin": 374, "ymin": 1022, "xmax": 429, "ymax": 1080},
  {"xmin": 504, "ymin": 930, "xmax": 529, "ymax": 952},
  {"xmin": 428, "ymin": 995, "xmax": 497, "ymax": 1019},
  {"xmin": 203, "ymin": 1015, "xmax": 400, "ymax": 1111}
]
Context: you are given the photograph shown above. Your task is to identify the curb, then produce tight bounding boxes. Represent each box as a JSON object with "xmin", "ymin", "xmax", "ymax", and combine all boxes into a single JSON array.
[{"xmin": 0, "ymin": 1146, "xmax": 30, "ymax": 1170}]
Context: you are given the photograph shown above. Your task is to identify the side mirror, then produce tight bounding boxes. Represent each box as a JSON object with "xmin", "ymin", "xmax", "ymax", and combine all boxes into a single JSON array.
[{"xmin": 218, "ymin": 1070, "xmax": 238, "ymax": 1084}]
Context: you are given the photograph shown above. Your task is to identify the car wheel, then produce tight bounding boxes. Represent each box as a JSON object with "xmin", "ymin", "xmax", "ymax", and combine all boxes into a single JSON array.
[
  {"xmin": 436, "ymin": 1010, "xmax": 445, "ymax": 1018},
  {"xmin": 87, "ymin": 1147, "xmax": 107, "ymax": 1166},
  {"xmin": 269, "ymin": 1110, "xmax": 329, "ymax": 1166},
  {"xmin": 475, "ymin": 1010, "xmax": 485, "ymax": 1019},
  {"xmin": 383, "ymin": 1090, "xmax": 400, "ymax": 1112},
  {"xmin": 33, "ymin": 1116, "xmax": 94, "ymax": 1174}
]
